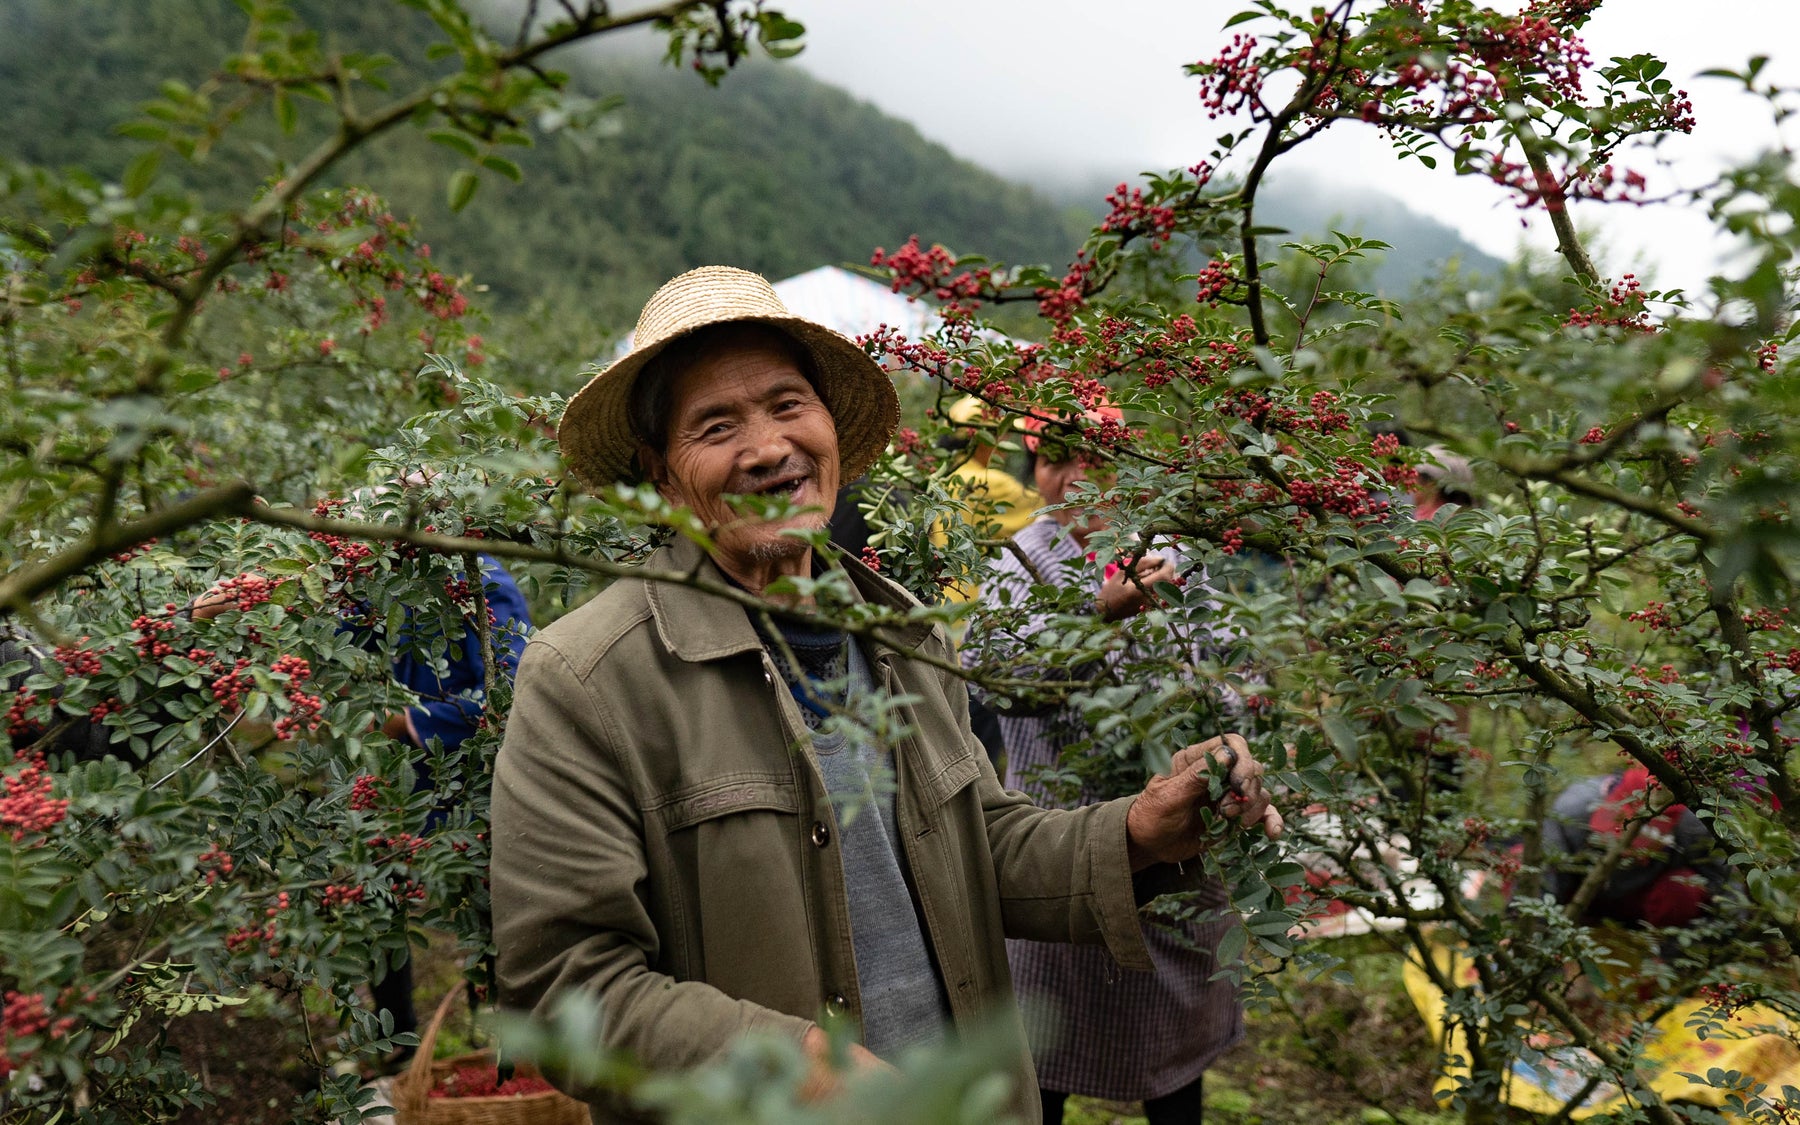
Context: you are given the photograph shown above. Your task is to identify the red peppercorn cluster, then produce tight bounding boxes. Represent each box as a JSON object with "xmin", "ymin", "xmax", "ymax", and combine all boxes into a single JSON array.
[
  {"xmin": 1035, "ymin": 255, "xmax": 1094, "ymax": 326},
  {"xmin": 1286, "ymin": 458, "xmax": 1390, "ymax": 522},
  {"xmin": 870, "ymin": 237, "xmax": 994, "ymax": 313},
  {"xmin": 1697, "ymin": 980, "xmax": 1747, "ymax": 1016},
  {"xmin": 1766, "ymin": 649, "xmax": 1800, "ymax": 675},
  {"xmin": 429, "ymin": 1064, "xmax": 556, "ymax": 1099},
  {"xmin": 348, "ymin": 773, "xmax": 382, "ymax": 812},
  {"xmin": 210, "ymin": 658, "xmax": 254, "ymax": 709},
  {"xmin": 0, "ymin": 989, "xmax": 77, "ymax": 1077},
  {"xmin": 1220, "ymin": 527, "xmax": 1245, "ymax": 556},
  {"xmin": 272, "ymin": 656, "xmax": 323, "ymax": 741},
  {"xmin": 368, "ymin": 832, "xmax": 432, "ymax": 863},
  {"xmin": 1627, "ymin": 601, "xmax": 1673, "ymax": 631},
  {"xmin": 1742, "ymin": 606, "xmax": 1790, "ymax": 632},
  {"xmin": 108, "ymin": 537, "xmax": 158, "ymax": 564},
  {"xmin": 1099, "ymin": 183, "xmax": 1179, "ymax": 250},
  {"xmin": 1194, "ymin": 259, "xmax": 1234, "ymax": 306},
  {"xmin": 131, "ymin": 611, "xmax": 179, "ymax": 661},
  {"xmin": 321, "ymin": 883, "xmax": 366, "ymax": 908},
  {"xmin": 1579, "ymin": 426, "xmax": 1606, "ymax": 444},
  {"xmin": 213, "ymin": 573, "xmax": 276, "ymax": 612},
  {"xmin": 1370, "ymin": 432, "xmax": 1402, "ymax": 458},
  {"xmin": 6, "ymin": 690, "xmax": 42, "ymax": 740},
  {"xmin": 224, "ymin": 923, "xmax": 275, "ymax": 955},
  {"xmin": 420, "ymin": 271, "xmax": 470, "ymax": 320},
  {"xmin": 1, "ymin": 757, "xmax": 70, "ymax": 842},
  {"xmin": 859, "ymin": 546, "xmax": 882, "ymax": 573},
  {"xmin": 196, "ymin": 844, "xmax": 234, "ymax": 885},
  {"xmin": 1565, "ymin": 275, "xmax": 1654, "ymax": 333},
  {"xmin": 1308, "ymin": 391, "xmax": 1352, "ymax": 433},
  {"xmin": 1193, "ymin": 33, "xmax": 1261, "ymax": 119}
]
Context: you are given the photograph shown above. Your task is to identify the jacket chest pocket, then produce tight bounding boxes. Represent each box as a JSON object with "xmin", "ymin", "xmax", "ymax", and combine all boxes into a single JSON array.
[{"xmin": 652, "ymin": 777, "xmax": 819, "ymax": 1016}]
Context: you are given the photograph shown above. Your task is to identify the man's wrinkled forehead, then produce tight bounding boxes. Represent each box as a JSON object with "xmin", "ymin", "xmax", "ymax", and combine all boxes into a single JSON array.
[{"xmin": 670, "ymin": 346, "xmax": 819, "ymax": 425}]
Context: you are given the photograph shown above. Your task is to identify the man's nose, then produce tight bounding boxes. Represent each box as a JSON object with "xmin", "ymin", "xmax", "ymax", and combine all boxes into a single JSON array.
[{"xmin": 738, "ymin": 413, "xmax": 794, "ymax": 467}]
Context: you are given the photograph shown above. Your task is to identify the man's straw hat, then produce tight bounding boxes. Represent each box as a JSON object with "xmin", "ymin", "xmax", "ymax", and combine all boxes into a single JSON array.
[{"xmin": 558, "ymin": 266, "xmax": 901, "ymax": 488}]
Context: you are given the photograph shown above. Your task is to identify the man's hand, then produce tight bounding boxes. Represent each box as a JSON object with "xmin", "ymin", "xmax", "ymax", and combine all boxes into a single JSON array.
[
  {"xmin": 797, "ymin": 1024, "xmax": 893, "ymax": 1103},
  {"xmin": 1097, "ymin": 553, "xmax": 1179, "ymax": 621},
  {"xmin": 1125, "ymin": 733, "xmax": 1283, "ymax": 871}
]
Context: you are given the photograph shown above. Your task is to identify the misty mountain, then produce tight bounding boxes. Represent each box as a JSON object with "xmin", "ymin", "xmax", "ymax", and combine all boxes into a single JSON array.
[{"xmin": 0, "ymin": 0, "xmax": 1089, "ymax": 327}]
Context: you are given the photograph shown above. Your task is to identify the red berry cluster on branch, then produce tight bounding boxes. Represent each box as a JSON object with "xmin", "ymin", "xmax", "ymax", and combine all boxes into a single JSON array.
[
  {"xmin": 1099, "ymin": 183, "xmax": 1179, "ymax": 249},
  {"xmin": 321, "ymin": 883, "xmax": 366, "ymax": 909},
  {"xmin": 131, "ymin": 612, "xmax": 179, "ymax": 661},
  {"xmin": 1193, "ymin": 33, "xmax": 1261, "ymax": 118},
  {"xmin": 271, "ymin": 655, "xmax": 322, "ymax": 741},
  {"xmin": 1, "ymin": 757, "xmax": 69, "ymax": 842},
  {"xmin": 348, "ymin": 773, "xmax": 383, "ymax": 812},
  {"xmin": 0, "ymin": 990, "xmax": 75, "ymax": 1078},
  {"xmin": 5, "ymin": 691, "xmax": 41, "ymax": 741},
  {"xmin": 196, "ymin": 844, "xmax": 234, "ymax": 885},
  {"xmin": 52, "ymin": 643, "xmax": 104, "ymax": 679}
]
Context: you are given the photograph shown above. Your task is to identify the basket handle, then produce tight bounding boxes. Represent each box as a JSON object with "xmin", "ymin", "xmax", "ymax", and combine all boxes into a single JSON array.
[{"xmin": 394, "ymin": 987, "xmax": 464, "ymax": 1117}]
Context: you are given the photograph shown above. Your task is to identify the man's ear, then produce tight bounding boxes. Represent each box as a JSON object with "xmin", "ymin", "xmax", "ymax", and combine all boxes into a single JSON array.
[{"xmin": 638, "ymin": 444, "xmax": 682, "ymax": 507}]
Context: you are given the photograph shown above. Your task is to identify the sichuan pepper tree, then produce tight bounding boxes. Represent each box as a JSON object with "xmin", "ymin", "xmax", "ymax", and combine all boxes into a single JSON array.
[{"xmin": 861, "ymin": 2, "xmax": 1799, "ymax": 1123}]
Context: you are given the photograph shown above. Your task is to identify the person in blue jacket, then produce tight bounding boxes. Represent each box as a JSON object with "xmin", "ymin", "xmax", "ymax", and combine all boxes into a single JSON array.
[{"xmin": 365, "ymin": 553, "xmax": 532, "ymax": 1053}]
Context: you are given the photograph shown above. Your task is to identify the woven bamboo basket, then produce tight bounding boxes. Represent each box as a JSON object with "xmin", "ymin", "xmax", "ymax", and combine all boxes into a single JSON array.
[{"xmin": 392, "ymin": 989, "xmax": 589, "ymax": 1125}]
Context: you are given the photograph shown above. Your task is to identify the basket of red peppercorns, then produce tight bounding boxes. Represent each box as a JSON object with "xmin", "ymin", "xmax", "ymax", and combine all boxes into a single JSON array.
[{"xmin": 393, "ymin": 990, "xmax": 588, "ymax": 1125}]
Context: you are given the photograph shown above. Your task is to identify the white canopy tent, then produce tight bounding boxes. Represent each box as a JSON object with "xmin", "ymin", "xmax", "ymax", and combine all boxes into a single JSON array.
[{"xmin": 608, "ymin": 264, "xmax": 948, "ymax": 358}]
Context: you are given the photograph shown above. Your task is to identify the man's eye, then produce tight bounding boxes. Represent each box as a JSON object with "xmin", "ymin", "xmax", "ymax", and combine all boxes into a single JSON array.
[
  {"xmin": 701, "ymin": 421, "xmax": 732, "ymax": 439},
  {"xmin": 775, "ymin": 398, "xmax": 805, "ymax": 413}
]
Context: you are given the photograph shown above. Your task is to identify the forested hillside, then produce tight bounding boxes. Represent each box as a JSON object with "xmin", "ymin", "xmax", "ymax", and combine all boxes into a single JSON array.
[{"xmin": 0, "ymin": 0, "xmax": 1090, "ymax": 329}]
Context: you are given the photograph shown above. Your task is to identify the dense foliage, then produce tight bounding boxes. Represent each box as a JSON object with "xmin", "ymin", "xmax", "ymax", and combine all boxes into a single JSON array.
[{"xmin": 0, "ymin": 0, "xmax": 1796, "ymax": 1123}]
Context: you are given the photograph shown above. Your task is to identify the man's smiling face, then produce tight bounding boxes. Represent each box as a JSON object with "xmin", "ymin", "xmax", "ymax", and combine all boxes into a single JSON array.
[{"xmin": 640, "ymin": 332, "xmax": 841, "ymax": 591}]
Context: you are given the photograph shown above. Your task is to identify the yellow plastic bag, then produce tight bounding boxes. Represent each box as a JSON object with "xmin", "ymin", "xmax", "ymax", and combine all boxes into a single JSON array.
[{"xmin": 1403, "ymin": 933, "xmax": 1800, "ymax": 1118}]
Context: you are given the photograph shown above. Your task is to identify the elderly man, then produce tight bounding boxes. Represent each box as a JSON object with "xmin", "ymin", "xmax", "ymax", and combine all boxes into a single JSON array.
[{"xmin": 490, "ymin": 267, "xmax": 1282, "ymax": 1122}]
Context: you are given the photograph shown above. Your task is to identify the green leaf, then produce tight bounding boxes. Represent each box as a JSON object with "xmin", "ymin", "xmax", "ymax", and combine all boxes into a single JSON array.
[
  {"xmin": 428, "ymin": 129, "xmax": 480, "ymax": 160},
  {"xmin": 479, "ymin": 155, "xmax": 522, "ymax": 182},
  {"xmin": 1215, "ymin": 921, "xmax": 1248, "ymax": 966},
  {"xmin": 1320, "ymin": 712, "xmax": 1359, "ymax": 758},
  {"xmin": 273, "ymin": 89, "xmax": 296, "ymax": 134},
  {"xmin": 447, "ymin": 169, "xmax": 479, "ymax": 212},
  {"xmin": 122, "ymin": 149, "xmax": 162, "ymax": 197}
]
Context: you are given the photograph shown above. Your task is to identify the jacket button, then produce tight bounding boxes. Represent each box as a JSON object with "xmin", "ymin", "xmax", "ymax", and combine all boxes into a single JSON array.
[
  {"xmin": 825, "ymin": 993, "xmax": 847, "ymax": 1016},
  {"xmin": 810, "ymin": 821, "xmax": 831, "ymax": 847}
]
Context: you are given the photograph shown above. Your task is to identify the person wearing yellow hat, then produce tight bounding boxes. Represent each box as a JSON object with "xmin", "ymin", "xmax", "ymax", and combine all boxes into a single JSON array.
[{"xmin": 929, "ymin": 395, "xmax": 1043, "ymax": 604}]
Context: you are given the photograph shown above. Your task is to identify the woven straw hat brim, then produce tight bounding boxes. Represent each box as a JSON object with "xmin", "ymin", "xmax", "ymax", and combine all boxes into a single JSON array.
[{"xmin": 559, "ymin": 273, "xmax": 900, "ymax": 490}]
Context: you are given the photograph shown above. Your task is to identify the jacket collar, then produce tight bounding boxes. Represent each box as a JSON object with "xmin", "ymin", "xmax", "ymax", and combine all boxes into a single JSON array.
[{"xmin": 644, "ymin": 534, "xmax": 935, "ymax": 663}]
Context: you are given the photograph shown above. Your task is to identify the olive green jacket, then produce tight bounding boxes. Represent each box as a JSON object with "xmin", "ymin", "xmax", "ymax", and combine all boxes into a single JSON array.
[{"xmin": 491, "ymin": 536, "xmax": 1170, "ymax": 1122}]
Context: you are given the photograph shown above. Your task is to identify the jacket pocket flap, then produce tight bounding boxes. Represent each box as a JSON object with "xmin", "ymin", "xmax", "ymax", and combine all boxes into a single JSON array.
[
  {"xmin": 659, "ymin": 778, "xmax": 797, "ymax": 830},
  {"xmin": 916, "ymin": 752, "xmax": 981, "ymax": 811}
]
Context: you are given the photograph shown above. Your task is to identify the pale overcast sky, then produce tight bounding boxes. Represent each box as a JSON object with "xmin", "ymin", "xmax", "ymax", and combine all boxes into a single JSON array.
[{"xmin": 768, "ymin": 0, "xmax": 1798, "ymax": 296}]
